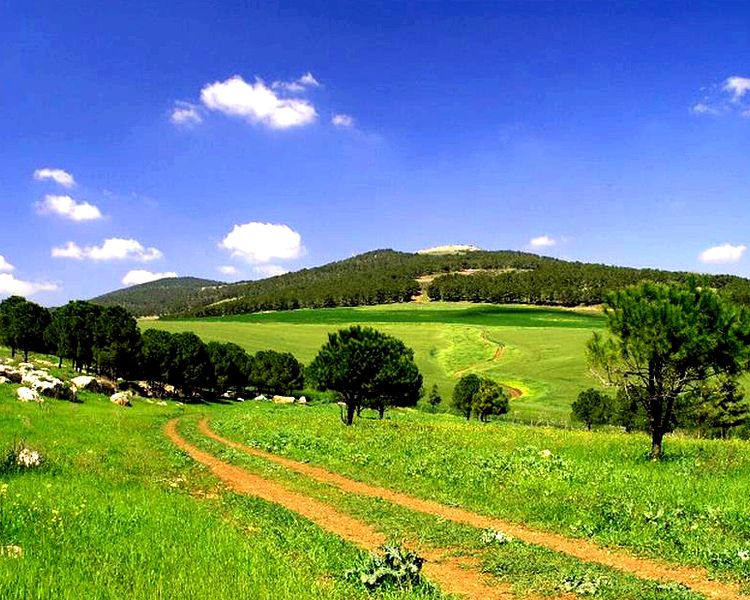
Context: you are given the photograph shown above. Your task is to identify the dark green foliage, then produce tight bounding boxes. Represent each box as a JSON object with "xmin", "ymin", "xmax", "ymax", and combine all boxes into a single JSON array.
[
  {"xmin": 141, "ymin": 329, "xmax": 174, "ymax": 392},
  {"xmin": 308, "ymin": 326, "xmax": 423, "ymax": 425},
  {"xmin": 684, "ymin": 377, "xmax": 750, "ymax": 439},
  {"xmin": 47, "ymin": 300, "xmax": 101, "ymax": 371},
  {"xmin": 473, "ymin": 378, "xmax": 510, "ymax": 422},
  {"xmin": 588, "ymin": 280, "xmax": 750, "ymax": 459},
  {"xmin": 427, "ymin": 384, "xmax": 442, "ymax": 410},
  {"xmin": 0, "ymin": 297, "xmax": 50, "ymax": 361},
  {"xmin": 207, "ymin": 342, "xmax": 251, "ymax": 395},
  {"xmin": 248, "ymin": 350, "xmax": 304, "ymax": 396},
  {"xmin": 571, "ymin": 388, "xmax": 613, "ymax": 430},
  {"xmin": 452, "ymin": 374, "xmax": 481, "ymax": 420},
  {"xmin": 93, "ymin": 306, "xmax": 141, "ymax": 379},
  {"xmin": 166, "ymin": 332, "xmax": 215, "ymax": 397},
  {"xmin": 91, "ymin": 277, "xmax": 223, "ymax": 317},
  {"xmin": 345, "ymin": 545, "xmax": 425, "ymax": 591}
]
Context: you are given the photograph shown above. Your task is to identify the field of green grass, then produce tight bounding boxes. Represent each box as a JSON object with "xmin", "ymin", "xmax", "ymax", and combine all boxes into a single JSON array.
[
  {"xmin": 0, "ymin": 386, "xmax": 441, "ymax": 600},
  {"xmin": 209, "ymin": 402, "xmax": 750, "ymax": 592},
  {"xmin": 146, "ymin": 303, "xmax": 605, "ymax": 423}
]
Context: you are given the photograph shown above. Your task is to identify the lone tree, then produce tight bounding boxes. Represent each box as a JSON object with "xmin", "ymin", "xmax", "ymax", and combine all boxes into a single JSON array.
[
  {"xmin": 473, "ymin": 378, "xmax": 510, "ymax": 422},
  {"xmin": 588, "ymin": 280, "xmax": 750, "ymax": 459},
  {"xmin": 308, "ymin": 325, "xmax": 423, "ymax": 425},
  {"xmin": 571, "ymin": 388, "xmax": 613, "ymax": 430},
  {"xmin": 452, "ymin": 374, "xmax": 481, "ymax": 420},
  {"xmin": 0, "ymin": 296, "xmax": 50, "ymax": 361}
]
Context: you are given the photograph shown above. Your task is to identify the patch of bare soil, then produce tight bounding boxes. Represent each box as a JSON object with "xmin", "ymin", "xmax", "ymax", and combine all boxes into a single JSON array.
[
  {"xmin": 198, "ymin": 418, "xmax": 749, "ymax": 600},
  {"xmin": 166, "ymin": 419, "xmax": 514, "ymax": 600}
]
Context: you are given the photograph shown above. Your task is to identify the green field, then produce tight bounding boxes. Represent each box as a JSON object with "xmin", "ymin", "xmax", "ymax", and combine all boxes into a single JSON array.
[{"xmin": 146, "ymin": 303, "xmax": 605, "ymax": 422}]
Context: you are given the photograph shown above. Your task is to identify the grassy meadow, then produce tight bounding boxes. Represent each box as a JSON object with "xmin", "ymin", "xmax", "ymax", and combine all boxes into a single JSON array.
[{"xmin": 147, "ymin": 303, "xmax": 605, "ymax": 422}]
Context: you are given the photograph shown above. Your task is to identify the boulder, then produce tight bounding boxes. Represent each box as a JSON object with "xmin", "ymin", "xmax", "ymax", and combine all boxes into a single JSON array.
[
  {"xmin": 0, "ymin": 376, "xmax": 8, "ymax": 384},
  {"xmin": 272, "ymin": 395, "xmax": 295, "ymax": 404},
  {"xmin": 17, "ymin": 387, "xmax": 41, "ymax": 403},
  {"xmin": 254, "ymin": 394, "xmax": 268, "ymax": 401},
  {"xmin": 296, "ymin": 396, "xmax": 307, "ymax": 404},
  {"xmin": 71, "ymin": 375, "xmax": 99, "ymax": 392},
  {"xmin": 98, "ymin": 379, "xmax": 117, "ymax": 395},
  {"xmin": 0, "ymin": 366, "xmax": 22, "ymax": 384},
  {"xmin": 110, "ymin": 391, "xmax": 133, "ymax": 407}
]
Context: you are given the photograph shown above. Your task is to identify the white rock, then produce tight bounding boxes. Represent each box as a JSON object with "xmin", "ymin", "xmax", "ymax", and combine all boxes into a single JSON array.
[
  {"xmin": 71, "ymin": 375, "xmax": 98, "ymax": 391},
  {"xmin": 110, "ymin": 391, "xmax": 132, "ymax": 407},
  {"xmin": 17, "ymin": 387, "xmax": 41, "ymax": 403}
]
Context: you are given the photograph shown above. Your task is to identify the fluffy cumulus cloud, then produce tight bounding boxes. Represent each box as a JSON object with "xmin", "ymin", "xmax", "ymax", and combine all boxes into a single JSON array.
[
  {"xmin": 170, "ymin": 101, "xmax": 203, "ymax": 126},
  {"xmin": 529, "ymin": 235, "xmax": 556, "ymax": 248},
  {"xmin": 253, "ymin": 265, "xmax": 288, "ymax": 278},
  {"xmin": 36, "ymin": 194, "xmax": 102, "ymax": 221},
  {"xmin": 52, "ymin": 238, "xmax": 163, "ymax": 262},
  {"xmin": 0, "ymin": 255, "xmax": 14, "ymax": 272},
  {"xmin": 201, "ymin": 75, "xmax": 317, "ymax": 129},
  {"xmin": 220, "ymin": 222, "xmax": 303, "ymax": 264},
  {"xmin": 692, "ymin": 75, "xmax": 750, "ymax": 117},
  {"xmin": 33, "ymin": 168, "xmax": 75, "ymax": 188},
  {"xmin": 331, "ymin": 113, "xmax": 354, "ymax": 128},
  {"xmin": 0, "ymin": 274, "xmax": 58, "ymax": 297},
  {"xmin": 218, "ymin": 265, "xmax": 239, "ymax": 276},
  {"xmin": 699, "ymin": 243, "xmax": 747, "ymax": 264},
  {"xmin": 122, "ymin": 269, "xmax": 178, "ymax": 286}
]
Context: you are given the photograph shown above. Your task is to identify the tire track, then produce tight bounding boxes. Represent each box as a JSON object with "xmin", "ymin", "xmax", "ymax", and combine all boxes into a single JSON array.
[
  {"xmin": 166, "ymin": 419, "xmax": 516, "ymax": 600},
  {"xmin": 199, "ymin": 417, "xmax": 748, "ymax": 600}
]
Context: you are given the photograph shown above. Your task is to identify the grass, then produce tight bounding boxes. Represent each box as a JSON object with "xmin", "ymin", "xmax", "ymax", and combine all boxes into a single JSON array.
[
  {"xmin": 0, "ymin": 385, "xmax": 442, "ymax": 600},
  {"xmin": 144, "ymin": 303, "xmax": 605, "ymax": 422},
  {"xmin": 209, "ymin": 402, "xmax": 750, "ymax": 589}
]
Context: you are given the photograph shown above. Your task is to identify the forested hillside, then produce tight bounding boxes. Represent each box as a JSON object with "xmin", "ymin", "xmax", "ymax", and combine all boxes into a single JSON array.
[
  {"xmin": 91, "ymin": 249, "xmax": 750, "ymax": 317},
  {"xmin": 91, "ymin": 277, "xmax": 224, "ymax": 316}
]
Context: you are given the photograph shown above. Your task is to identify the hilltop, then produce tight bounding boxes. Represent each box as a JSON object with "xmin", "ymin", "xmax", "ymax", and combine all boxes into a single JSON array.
[{"xmin": 91, "ymin": 249, "xmax": 750, "ymax": 317}]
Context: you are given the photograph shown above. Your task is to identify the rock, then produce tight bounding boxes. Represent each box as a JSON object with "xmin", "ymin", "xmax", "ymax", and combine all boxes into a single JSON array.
[
  {"xmin": 0, "ymin": 376, "xmax": 8, "ymax": 384},
  {"xmin": 272, "ymin": 395, "xmax": 295, "ymax": 404},
  {"xmin": 0, "ymin": 365, "xmax": 22, "ymax": 384},
  {"xmin": 110, "ymin": 391, "xmax": 132, "ymax": 407},
  {"xmin": 17, "ymin": 387, "xmax": 41, "ymax": 403},
  {"xmin": 254, "ymin": 394, "xmax": 267, "ymax": 401},
  {"xmin": 296, "ymin": 396, "xmax": 307, "ymax": 404},
  {"xmin": 71, "ymin": 375, "xmax": 99, "ymax": 392},
  {"xmin": 98, "ymin": 379, "xmax": 116, "ymax": 395}
]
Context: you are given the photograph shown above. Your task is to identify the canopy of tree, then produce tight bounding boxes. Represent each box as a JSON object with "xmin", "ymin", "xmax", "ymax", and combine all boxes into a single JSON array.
[
  {"xmin": 452, "ymin": 373, "xmax": 510, "ymax": 421},
  {"xmin": 308, "ymin": 325, "xmax": 423, "ymax": 424},
  {"xmin": 588, "ymin": 280, "xmax": 750, "ymax": 459}
]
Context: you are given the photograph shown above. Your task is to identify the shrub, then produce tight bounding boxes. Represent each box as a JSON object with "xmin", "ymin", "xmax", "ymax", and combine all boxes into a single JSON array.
[{"xmin": 346, "ymin": 544, "xmax": 425, "ymax": 590}]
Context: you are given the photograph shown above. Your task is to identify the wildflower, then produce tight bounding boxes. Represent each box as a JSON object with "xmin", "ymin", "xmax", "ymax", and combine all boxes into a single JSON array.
[
  {"xmin": 539, "ymin": 449, "xmax": 553, "ymax": 459},
  {"xmin": 0, "ymin": 545, "xmax": 23, "ymax": 558},
  {"xmin": 738, "ymin": 550, "xmax": 750, "ymax": 562},
  {"xmin": 16, "ymin": 448, "xmax": 42, "ymax": 469},
  {"xmin": 481, "ymin": 528, "xmax": 513, "ymax": 544}
]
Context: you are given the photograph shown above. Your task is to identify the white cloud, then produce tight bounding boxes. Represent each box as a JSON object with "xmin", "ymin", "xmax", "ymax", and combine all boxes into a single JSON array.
[
  {"xmin": 33, "ymin": 168, "xmax": 75, "ymax": 188},
  {"xmin": 272, "ymin": 72, "xmax": 321, "ymax": 92},
  {"xmin": 170, "ymin": 101, "xmax": 203, "ymax": 126},
  {"xmin": 723, "ymin": 76, "xmax": 750, "ymax": 101},
  {"xmin": 0, "ymin": 274, "xmax": 58, "ymax": 297},
  {"xmin": 218, "ymin": 265, "xmax": 239, "ymax": 275},
  {"xmin": 220, "ymin": 222, "xmax": 303, "ymax": 263},
  {"xmin": 690, "ymin": 102, "xmax": 720, "ymax": 116},
  {"xmin": 36, "ymin": 194, "xmax": 103, "ymax": 221},
  {"xmin": 699, "ymin": 243, "xmax": 747, "ymax": 264},
  {"xmin": 332, "ymin": 113, "xmax": 354, "ymax": 128},
  {"xmin": 529, "ymin": 235, "xmax": 557, "ymax": 248},
  {"xmin": 0, "ymin": 255, "xmax": 14, "ymax": 272},
  {"xmin": 52, "ymin": 238, "xmax": 163, "ymax": 262},
  {"xmin": 122, "ymin": 269, "xmax": 178, "ymax": 286},
  {"xmin": 253, "ymin": 265, "xmax": 288, "ymax": 278},
  {"xmin": 201, "ymin": 75, "xmax": 317, "ymax": 129}
]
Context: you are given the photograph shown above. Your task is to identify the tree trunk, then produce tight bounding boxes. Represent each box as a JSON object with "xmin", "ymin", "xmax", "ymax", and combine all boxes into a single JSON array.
[
  {"xmin": 11, "ymin": 347, "xmax": 15, "ymax": 358},
  {"xmin": 23, "ymin": 349, "xmax": 29, "ymax": 362},
  {"xmin": 378, "ymin": 405, "xmax": 385, "ymax": 419},
  {"xmin": 58, "ymin": 356, "xmax": 63, "ymax": 368},
  {"xmin": 650, "ymin": 428, "xmax": 664, "ymax": 460},
  {"xmin": 345, "ymin": 402, "xmax": 356, "ymax": 426}
]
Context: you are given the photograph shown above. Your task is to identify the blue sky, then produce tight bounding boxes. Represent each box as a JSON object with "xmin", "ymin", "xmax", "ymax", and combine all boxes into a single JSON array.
[{"xmin": 2, "ymin": 1, "xmax": 750, "ymax": 304}]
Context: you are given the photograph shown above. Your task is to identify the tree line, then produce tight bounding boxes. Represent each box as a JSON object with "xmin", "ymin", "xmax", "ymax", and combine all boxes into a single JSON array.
[{"xmin": 0, "ymin": 296, "xmax": 304, "ymax": 398}]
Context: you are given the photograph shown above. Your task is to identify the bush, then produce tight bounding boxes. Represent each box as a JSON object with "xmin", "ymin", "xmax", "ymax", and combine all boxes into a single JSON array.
[{"xmin": 345, "ymin": 544, "xmax": 425, "ymax": 590}]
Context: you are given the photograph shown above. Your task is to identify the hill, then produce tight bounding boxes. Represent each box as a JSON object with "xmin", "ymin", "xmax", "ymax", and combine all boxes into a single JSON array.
[
  {"xmin": 91, "ymin": 276, "xmax": 224, "ymax": 316},
  {"xmin": 93, "ymin": 249, "xmax": 750, "ymax": 317}
]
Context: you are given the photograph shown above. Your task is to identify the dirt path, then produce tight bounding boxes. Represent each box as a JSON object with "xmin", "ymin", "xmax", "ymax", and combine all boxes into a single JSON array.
[
  {"xmin": 199, "ymin": 418, "xmax": 749, "ymax": 600},
  {"xmin": 166, "ymin": 419, "xmax": 515, "ymax": 600}
]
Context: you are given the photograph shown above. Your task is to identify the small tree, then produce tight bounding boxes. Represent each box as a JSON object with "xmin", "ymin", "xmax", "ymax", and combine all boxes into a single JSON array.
[
  {"xmin": 308, "ymin": 326, "xmax": 422, "ymax": 425},
  {"xmin": 93, "ymin": 306, "xmax": 141, "ymax": 379},
  {"xmin": 473, "ymin": 378, "xmax": 510, "ymax": 422},
  {"xmin": 571, "ymin": 388, "xmax": 613, "ymax": 430},
  {"xmin": 167, "ymin": 332, "xmax": 215, "ymax": 399},
  {"xmin": 0, "ymin": 296, "xmax": 50, "ymax": 361},
  {"xmin": 452, "ymin": 374, "xmax": 481, "ymax": 420},
  {"xmin": 249, "ymin": 350, "xmax": 304, "ymax": 395},
  {"xmin": 588, "ymin": 280, "xmax": 750, "ymax": 459},
  {"xmin": 207, "ymin": 341, "xmax": 250, "ymax": 396},
  {"xmin": 428, "ymin": 384, "xmax": 442, "ymax": 411},
  {"xmin": 685, "ymin": 377, "xmax": 750, "ymax": 439},
  {"xmin": 141, "ymin": 329, "xmax": 174, "ymax": 394}
]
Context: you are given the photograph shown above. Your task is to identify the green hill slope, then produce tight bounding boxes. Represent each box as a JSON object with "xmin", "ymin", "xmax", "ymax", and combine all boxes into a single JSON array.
[{"xmin": 91, "ymin": 276, "xmax": 225, "ymax": 316}]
